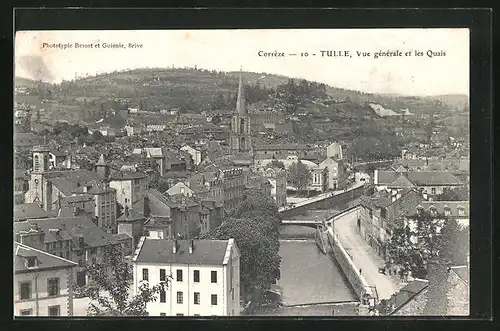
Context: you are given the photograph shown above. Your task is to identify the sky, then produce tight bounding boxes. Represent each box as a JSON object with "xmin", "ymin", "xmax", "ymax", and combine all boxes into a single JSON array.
[{"xmin": 14, "ymin": 29, "xmax": 469, "ymax": 96}]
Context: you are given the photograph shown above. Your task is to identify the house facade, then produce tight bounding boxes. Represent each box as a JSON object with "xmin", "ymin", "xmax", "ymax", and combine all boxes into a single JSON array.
[
  {"xmin": 14, "ymin": 242, "xmax": 78, "ymax": 316},
  {"xmin": 131, "ymin": 238, "xmax": 240, "ymax": 316},
  {"xmin": 14, "ymin": 217, "xmax": 123, "ymax": 288},
  {"xmin": 319, "ymin": 157, "xmax": 345, "ymax": 190}
]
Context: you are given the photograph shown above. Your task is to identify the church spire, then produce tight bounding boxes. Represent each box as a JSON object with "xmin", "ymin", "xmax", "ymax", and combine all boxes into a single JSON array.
[{"xmin": 236, "ymin": 66, "xmax": 247, "ymax": 116}]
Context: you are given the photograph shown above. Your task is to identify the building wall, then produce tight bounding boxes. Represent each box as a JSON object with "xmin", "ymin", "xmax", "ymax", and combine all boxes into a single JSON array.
[
  {"xmin": 14, "ymin": 267, "xmax": 74, "ymax": 316},
  {"xmin": 134, "ymin": 263, "xmax": 229, "ymax": 316},
  {"xmin": 95, "ymin": 191, "xmax": 117, "ymax": 231},
  {"xmin": 225, "ymin": 254, "xmax": 240, "ymax": 316},
  {"xmin": 109, "ymin": 180, "xmax": 133, "ymax": 209},
  {"xmin": 326, "ymin": 143, "xmax": 343, "ymax": 160}
]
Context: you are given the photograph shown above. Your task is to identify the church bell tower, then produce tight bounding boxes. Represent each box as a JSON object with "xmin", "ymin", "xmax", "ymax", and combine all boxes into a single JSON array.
[{"xmin": 229, "ymin": 67, "xmax": 252, "ymax": 154}]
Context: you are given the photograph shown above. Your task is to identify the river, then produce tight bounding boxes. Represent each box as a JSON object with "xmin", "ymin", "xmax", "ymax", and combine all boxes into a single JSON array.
[{"xmin": 250, "ymin": 224, "xmax": 358, "ymax": 316}]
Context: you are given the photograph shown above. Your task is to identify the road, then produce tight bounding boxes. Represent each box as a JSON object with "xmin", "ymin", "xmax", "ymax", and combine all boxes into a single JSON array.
[{"xmin": 333, "ymin": 209, "xmax": 400, "ymax": 300}]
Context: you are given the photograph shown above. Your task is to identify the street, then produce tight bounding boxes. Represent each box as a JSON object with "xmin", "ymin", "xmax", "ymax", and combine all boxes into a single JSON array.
[{"xmin": 333, "ymin": 210, "xmax": 400, "ymax": 300}]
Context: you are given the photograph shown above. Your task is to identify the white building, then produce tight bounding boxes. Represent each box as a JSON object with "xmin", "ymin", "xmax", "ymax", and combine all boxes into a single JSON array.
[
  {"xmin": 132, "ymin": 238, "xmax": 241, "ymax": 316},
  {"xmin": 181, "ymin": 145, "xmax": 206, "ymax": 166},
  {"xmin": 326, "ymin": 142, "xmax": 343, "ymax": 160},
  {"xmin": 109, "ymin": 171, "xmax": 149, "ymax": 213}
]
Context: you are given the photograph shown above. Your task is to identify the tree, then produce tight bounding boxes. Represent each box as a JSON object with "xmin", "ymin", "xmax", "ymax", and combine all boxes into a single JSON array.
[
  {"xmin": 203, "ymin": 188, "xmax": 281, "ymax": 305},
  {"xmin": 435, "ymin": 187, "xmax": 469, "ymax": 201},
  {"xmin": 387, "ymin": 211, "xmax": 468, "ymax": 279},
  {"xmin": 74, "ymin": 245, "xmax": 172, "ymax": 316},
  {"xmin": 158, "ymin": 182, "xmax": 170, "ymax": 193},
  {"xmin": 211, "ymin": 115, "xmax": 222, "ymax": 125},
  {"xmin": 269, "ymin": 160, "xmax": 285, "ymax": 169},
  {"xmin": 439, "ymin": 220, "xmax": 469, "ymax": 265},
  {"xmin": 287, "ymin": 160, "xmax": 312, "ymax": 195}
]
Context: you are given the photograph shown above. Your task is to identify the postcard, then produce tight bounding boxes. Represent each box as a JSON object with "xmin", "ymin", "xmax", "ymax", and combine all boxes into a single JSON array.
[{"xmin": 14, "ymin": 28, "xmax": 470, "ymax": 317}]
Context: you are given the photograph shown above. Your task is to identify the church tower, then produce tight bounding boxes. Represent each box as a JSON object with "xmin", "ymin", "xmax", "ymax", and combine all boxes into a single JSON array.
[
  {"xmin": 229, "ymin": 67, "xmax": 252, "ymax": 154},
  {"xmin": 26, "ymin": 145, "xmax": 50, "ymax": 205}
]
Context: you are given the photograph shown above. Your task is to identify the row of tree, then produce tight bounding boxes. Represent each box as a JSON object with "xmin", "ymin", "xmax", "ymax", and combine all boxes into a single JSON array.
[{"xmin": 386, "ymin": 211, "xmax": 469, "ymax": 280}]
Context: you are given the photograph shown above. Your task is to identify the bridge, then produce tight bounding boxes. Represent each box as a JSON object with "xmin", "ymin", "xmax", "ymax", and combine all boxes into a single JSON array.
[
  {"xmin": 278, "ymin": 182, "xmax": 367, "ymax": 219},
  {"xmin": 281, "ymin": 219, "xmax": 324, "ymax": 228}
]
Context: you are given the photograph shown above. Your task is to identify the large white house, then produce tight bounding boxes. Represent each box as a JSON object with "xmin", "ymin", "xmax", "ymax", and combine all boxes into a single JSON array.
[{"xmin": 131, "ymin": 237, "xmax": 241, "ymax": 316}]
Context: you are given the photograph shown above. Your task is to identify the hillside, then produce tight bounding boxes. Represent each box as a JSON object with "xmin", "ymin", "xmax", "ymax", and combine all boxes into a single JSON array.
[{"xmin": 15, "ymin": 67, "xmax": 463, "ymax": 115}]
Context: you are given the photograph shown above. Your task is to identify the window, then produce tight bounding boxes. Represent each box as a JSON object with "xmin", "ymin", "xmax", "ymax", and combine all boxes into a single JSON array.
[
  {"xmin": 65, "ymin": 250, "xmax": 70, "ymax": 259},
  {"xmin": 160, "ymin": 288, "xmax": 166, "ymax": 303},
  {"xmin": 142, "ymin": 268, "xmax": 149, "ymax": 281},
  {"xmin": 176, "ymin": 291, "xmax": 183, "ymax": 304},
  {"xmin": 26, "ymin": 256, "xmax": 36, "ymax": 268},
  {"xmin": 193, "ymin": 270, "xmax": 200, "ymax": 282},
  {"xmin": 211, "ymin": 294, "xmax": 218, "ymax": 305},
  {"xmin": 20, "ymin": 309, "xmax": 32, "ymax": 316},
  {"xmin": 458, "ymin": 208, "xmax": 466, "ymax": 216},
  {"xmin": 160, "ymin": 313, "xmax": 166, "ymax": 316},
  {"xmin": 47, "ymin": 278, "xmax": 60, "ymax": 297},
  {"xmin": 176, "ymin": 269, "xmax": 183, "ymax": 282},
  {"xmin": 48, "ymin": 305, "xmax": 60, "ymax": 316},
  {"xmin": 160, "ymin": 269, "xmax": 166, "ymax": 281},
  {"xmin": 232, "ymin": 289, "xmax": 235, "ymax": 301},
  {"xmin": 444, "ymin": 208, "xmax": 451, "ymax": 216},
  {"xmin": 380, "ymin": 208, "xmax": 387, "ymax": 219},
  {"xmin": 19, "ymin": 282, "xmax": 31, "ymax": 300},
  {"xmin": 194, "ymin": 292, "xmax": 200, "ymax": 305},
  {"xmin": 211, "ymin": 271, "xmax": 217, "ymax": 283},
  {"xmin": 431, "ymin": 187, "xmax": 436, "ymax": 195}
]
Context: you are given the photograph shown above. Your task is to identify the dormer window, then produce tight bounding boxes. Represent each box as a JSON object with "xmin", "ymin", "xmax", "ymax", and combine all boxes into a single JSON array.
[
  {"xmin": 458, "ymin": 207, "xmax": 466, "ymax": 216},
  {"xmin": 430, "ymin": 207, "xmax": 438, "ymax": 216},
  {"xmin": 26, "ymin": 256, "xmax": 37, "ymax": 268},
  {"xmin": 444, "ymin": 206, "xmax": 451, "ymax": 216}
]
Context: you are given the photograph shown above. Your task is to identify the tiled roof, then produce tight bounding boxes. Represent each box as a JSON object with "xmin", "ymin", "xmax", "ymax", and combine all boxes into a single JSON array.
[
  {"xmin": 147, "ymin": 189, "xmax": 176, "ymax": 216},
  {"xmin": 378, "ymin": 171, "xmax": 462, "ymax": 186},
  {"xmin": 113, "ymin": 233, "xmax": 132, "ymax": 241},
  {"xmin": 388, "ymin": 279, "xmax": 429, "ymax": 315},
  {"xmin": 134, "ymin": 238, "xmax": 231, "ymax": 265},
  {"xmin": 117, "ymin": 208, "xmax": 145, "ymax": 221},
  {"xmin": 145, "ymin": 217, "xmax": 171, "ymax": 228},
  {"xmin": 60, "ymin": 194, "xmax": 94, "ymax": 203},
  {"xmin": 450, "ymin": 266, "xmax": 469, "ymax": 284},
  {"xmin": 15, "ymin": 216, "xmax": 118, "ymax": 247},
  {"xmin": 110, "ymin": 171, "xmax": 148, "ymax": 180},
  {"xmin": 14, "ymin": 203, "xmax": 56, "ymax": 221},
  {"xmin": 14, "ymin": 242, "xmax": 77, "ymax": 273},
  {"xmin": 388, "ymin": 174, "xmax": 416, "ymax": 188}
]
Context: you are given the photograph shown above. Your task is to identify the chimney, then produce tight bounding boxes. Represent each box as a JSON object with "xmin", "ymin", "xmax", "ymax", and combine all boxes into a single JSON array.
[
  {"xmin": 173, "ymin": 239, "xmax": 178, "ymax": 254},
  {"xmin": 189, "ymin": 240, "xmax": 194, "ymax": 254},
  {"xmin": 374, "ymin": 170, "xmax": 379, "ymax": 185},
  {"xmin": 422, "ymin": 192, "xmax": 428, "ymax": 200}
]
